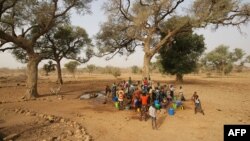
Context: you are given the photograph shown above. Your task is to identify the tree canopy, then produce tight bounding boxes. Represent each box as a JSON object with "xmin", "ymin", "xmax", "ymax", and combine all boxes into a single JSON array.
[
  {"xmin": 201, "ymin": 45, "xmax": 247, "ymax": 75},
  {"xmin": 96, "ymin": 0, "xmax": 250, "ymax": 78},
  {"xmin": 158, "ymin": 31, "xmax": 205, "ymax": 82},
  {"xmin": 64, "ymin": 61, "xmax": 80, "ymax": 77}
]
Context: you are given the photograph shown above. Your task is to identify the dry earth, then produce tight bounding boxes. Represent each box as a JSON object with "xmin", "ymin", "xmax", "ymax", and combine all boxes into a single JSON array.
[{"xmin": 0, "ymin": 72, "xmax": 250, "ymax": 141}]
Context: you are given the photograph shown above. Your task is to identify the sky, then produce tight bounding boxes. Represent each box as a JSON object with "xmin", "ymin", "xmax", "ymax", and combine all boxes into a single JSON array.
[{"xmin": 0, "ymin": 0, "xmax": 250, "ymax": 69}]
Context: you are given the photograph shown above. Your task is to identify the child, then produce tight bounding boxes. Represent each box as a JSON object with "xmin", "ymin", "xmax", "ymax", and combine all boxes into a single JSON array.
[
  {"xmin": 105, "ymin": 85, "xmax": 111, "ymax": 98},
  {"xmin": 194, "ymin": 94, "xmax": 205, "ymax": 115},
  {"xmin": 118, "ymin": 87, "xmax": 125, "ymax": 110},
  {"xmin": 140, "ymin": 92, "xmax": 149, "ymax": 121},
  {"xmin": 149, "ymin": 104, "xmax": 157, "ymax": 130},
  {"xmin": 179, "ymin": 86, "xmax": 186, "ymax": 101},
  {"xmin": 170, "ymin": 84, "xmax": 175, "ymax": 101},
  {"xmin": 191, "ymin": 91, "xmax": 198, "ymax": 103},
  {"xmin": 111, "ymin": 83, "xmax": 117, "ymax": 98}
]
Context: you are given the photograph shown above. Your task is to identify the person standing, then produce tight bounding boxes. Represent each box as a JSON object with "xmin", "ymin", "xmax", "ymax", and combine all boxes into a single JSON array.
[
  {"xmin": 149, "ymin": 104, "xmax": 157, "ymax": 130},
  {"xmin": 111, "ymin": 83, "xmax": 117, "ymax": 99},
  {"xmin": 105, "ymin": 85, "xmax": 111, "ymax": 98},
  {"xmin": 178, "ymin": 86, "xmax": 186, "ymax": 101},
  {"xmin": 170, "ymin": 84, "xmax": 175, "ymax": 101},
  {"xmin": 194, "ymin": 94, "xmax": 205, "ymax": 115},
  {"xmin": 140, "ymin": 92, "xmax": 149, "ymax": 121},
  {"xmin": 118, "ymin": 88, "xmax": 125, "ymax": 110}
]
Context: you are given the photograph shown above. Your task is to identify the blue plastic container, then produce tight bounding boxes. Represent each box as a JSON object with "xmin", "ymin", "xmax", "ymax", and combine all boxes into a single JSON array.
[
  {"xmin": 176, "ymin": 100, "xmax": 182, "ymax": 107},
  {"xmin": 154, "ymin": 100, "xmax": 159, "ymax": 105},
  {"xmin": 112, "ymin": 97, "xmax": 118, "ymax": 102},
  {"xmin": 168, "ymin": 108, "xmax": 174, "ymax": 116}
]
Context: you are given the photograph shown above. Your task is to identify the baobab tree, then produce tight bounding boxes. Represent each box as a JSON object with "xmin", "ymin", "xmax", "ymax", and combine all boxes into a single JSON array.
[
  {"xmin": 96, "ymin": 0, "xmax": 250, "ymax": 78},
  {"xmin": 0, "ymin": 0, "xmax": 92, "ymax": 98}
]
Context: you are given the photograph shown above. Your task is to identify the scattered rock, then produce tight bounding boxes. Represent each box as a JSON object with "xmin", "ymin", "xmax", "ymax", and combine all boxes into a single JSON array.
[
  {"xmin": 19, "ymin": 109, "xmax": 25, "ymax": 114},
  {"xmin": 14, "ymin": 108, "xmax": 20, "ymax": 113},
  {"xmin": 60, "ymin": 118, "xmax": 65, "ymax": 123},
  {"xmin": 75, "ymin": 125, "xmax": 82, "ymax": 130},
  {"xmin": 84, "ymin": 135, "xmax": 91, "ymax": 141},
  {"xmin": 75, "ymin": 129, "xmax": 82, "ymax": 135},
  {"xmin": 65, "ymin": 130, "xmax": 73, "ymax": 136},
  {"xmin": 60, "ymin": 134, "xmax": 67, "ymax": 140},
  {"xmin": 25, "ymin": 112, "xmax": 31, "ymax": 116},
  {"xmin": 30, "ymin": 112, "xmax": 36, "ymax": 116},
  {"xmin": 47, "ymin": 115, "xmax": 54, "ymax": 122},
  {"xmin": 81, "ymin": 129, "xmax": 86, "ymax": 135},
  {"xmin": 75, "ymin": 134, "xmax": 84, "ymax": 139},
  {"xmin": 38, "ymin": 114, "xmax": 44, "ymax": 118},
  {"xmin": 3, "ymin": 133, "xmax": 19, "ymax": 141},
  {"xmin": 21, "ymin": 96, "xmax": 26, "ymax": 100}
]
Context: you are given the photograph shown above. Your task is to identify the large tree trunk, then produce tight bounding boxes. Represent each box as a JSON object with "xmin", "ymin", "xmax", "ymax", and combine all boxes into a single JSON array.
[
  {"xmin": 55, "ymin": 60, "xmax": 63, "ymax": 84},
  {"xmin": 176, "ymin": 73, "xmax": 183, "ymax": 82},
  {"xmin": 25, "ymin": 54, "xmax": 41, "ymax": 99},
  {"xmin": 142, "ymin": 54, "xmax": 152, "ymax": 78}
]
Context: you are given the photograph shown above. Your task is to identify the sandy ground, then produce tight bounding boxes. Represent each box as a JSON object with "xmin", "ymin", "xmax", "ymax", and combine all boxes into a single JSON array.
[{"xmin": 0, "ymin": 72, "xmax": 250, "ymax": 141}]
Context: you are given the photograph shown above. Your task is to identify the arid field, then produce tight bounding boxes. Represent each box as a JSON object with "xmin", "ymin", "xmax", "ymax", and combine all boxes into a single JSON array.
[{"xmin": 0, "ymin": 70, "xmax": 250, "ymax": 141}]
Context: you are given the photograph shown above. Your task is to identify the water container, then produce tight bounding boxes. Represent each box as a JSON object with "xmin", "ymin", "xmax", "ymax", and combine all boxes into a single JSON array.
[
  {"xmin": 115, "ymin": 102, "xmax": 119, "ymax": 109},
  {"xmin": 172, "ymin": 103, "xmax": 177, "ymax": 110},
  {"xmin": 155, "ymin": 103, "xmax": 161, "ymax": 109},
  {"xmin": 154, "ymin": 100, "xmax": 159, "ymax": 105},
  {"xmin": 112, "ymin": 97, "xmax": 118, "ymax": 102},
  {"xmin": 168, "ymin": 108, "xmax": 174, "ymax": 116},
  {"xmin": 176, "ymin": 100, "xmax": 182, "ymax": 107}
]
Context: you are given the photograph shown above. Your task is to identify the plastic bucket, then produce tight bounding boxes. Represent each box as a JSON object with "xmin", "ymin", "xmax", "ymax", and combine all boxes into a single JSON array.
[
  {"xmin": 172, "ymin": 103, "xmax": 177, "ymax": 110},
  {"xmin": 168, "ymin": 108, "xmax": 174, "ymax": 116},
  {"xmin": 154, "ymin": 100, "xmax": 159, "ymax": 105},
  {"xmin": 155, "ymin": 103, "xmax": 161, "ymax": 109},
  {"xmin": 115, "ymin": 102, "xmax": 119, "ymax": 109},
  {"xmin": 176, "ymin": 100, "xmax": 182, "ymax": 107},
  {"xmin": 112, "ymin": 97, "xmax": 118, "ymax": 102}
]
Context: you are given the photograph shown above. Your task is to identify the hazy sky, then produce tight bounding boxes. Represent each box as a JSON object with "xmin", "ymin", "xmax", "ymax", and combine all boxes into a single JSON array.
[{"xmin": 0, "ymin": 0, "xmax": 250, "ymax": 69}]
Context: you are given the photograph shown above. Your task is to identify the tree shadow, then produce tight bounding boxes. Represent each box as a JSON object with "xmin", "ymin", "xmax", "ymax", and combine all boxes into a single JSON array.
[{"xmin": 38, "ymin": 88, "xmax": 104, "ymax": 98}]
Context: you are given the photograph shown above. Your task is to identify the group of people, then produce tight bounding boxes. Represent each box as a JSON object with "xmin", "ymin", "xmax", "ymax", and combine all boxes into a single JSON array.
[{"xmin": 105, "ymin": 77, "xmax": 205, "ymax": 129}]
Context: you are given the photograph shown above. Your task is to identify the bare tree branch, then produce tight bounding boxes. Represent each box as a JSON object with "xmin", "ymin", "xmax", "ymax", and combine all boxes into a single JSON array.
[
  {"xmin": 158, "ymin": 0, "xmax": 184, "ymax": 22},
  {"xmin": 119, "ymin": 0, "xmax": 132, "ymax": 21},
  {"xmin": 0, "ymin": 46, "xmax": 17, "ymax": 52},
  {"xmin": 139, "ymin": 0, "xmax": 149, "ymax": 6}
]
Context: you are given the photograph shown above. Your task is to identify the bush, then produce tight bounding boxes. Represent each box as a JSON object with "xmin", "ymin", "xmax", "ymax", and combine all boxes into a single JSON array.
[{"xmin": 111, "ymin": 67, "xmax": 121, "ymax": 78}]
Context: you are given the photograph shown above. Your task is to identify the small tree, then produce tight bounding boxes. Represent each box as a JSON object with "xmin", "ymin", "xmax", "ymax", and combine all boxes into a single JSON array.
[
  {"xmin": 86, "ymin": 64, "xmax": 96, "ymax": 74},
  {"xmin": 64, "ymin": 61, "xmax": 80, "ymax": 77},
  {"xmin": 202, "ymin": 46, "xmax": 246, "ymax": 75},
  {"xmin": 41, "ymin": 25, "xmax": 93, "ymax": 84},
  {"xmin": 245, "ymin": 55, "xmax": 250, "ymax": 63},
  {"xmin": 131, "ymin": 65, "xmax": 139, "ymax": 74},
  {"xmin": 111, "ymin": 68, "xmax": 121, "ymax": 78},
  {"xmin": 43, "ymin": 61, "xmax": 56, "ymax": 76},
  {"xmin": 230, "ymin": 48, "xmax": 245, "ymax": 72}
]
